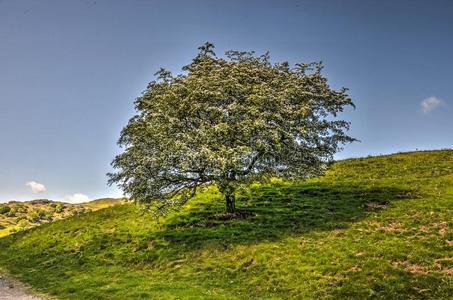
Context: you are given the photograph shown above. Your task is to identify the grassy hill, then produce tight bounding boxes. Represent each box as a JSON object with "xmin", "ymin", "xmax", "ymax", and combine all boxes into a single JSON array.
[
  {"xmin": 0, "ymin": 198, "xmax": 124, "ymax": 237},
  {"xmin": 0, "ymin": 150, "xmax": 451, "ymax": 299}
]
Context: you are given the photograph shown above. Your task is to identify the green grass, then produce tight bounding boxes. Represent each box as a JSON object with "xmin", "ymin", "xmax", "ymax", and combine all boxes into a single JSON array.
[
  {"xmin": 80, "ymin": 198, "xmax": 126, "ymax": 210},
  {"xmin": 0, "ymin": 198, "xmax": 124, "ymax": 237},
  {"xmin": 0, "ymin": 150, "xmax": 452, "ymax": 299}
]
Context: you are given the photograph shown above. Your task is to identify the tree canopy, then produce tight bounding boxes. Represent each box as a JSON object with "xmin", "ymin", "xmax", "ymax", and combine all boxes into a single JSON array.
[{"xmin": 108, "ymin": 43, "xmax": 355, "ymax": 215}]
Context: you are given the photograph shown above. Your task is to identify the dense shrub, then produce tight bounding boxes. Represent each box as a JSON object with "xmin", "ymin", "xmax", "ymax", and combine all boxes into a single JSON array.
[{"xmin": 0, "ymin": 205, "xmax": 11, "ymax": 215}]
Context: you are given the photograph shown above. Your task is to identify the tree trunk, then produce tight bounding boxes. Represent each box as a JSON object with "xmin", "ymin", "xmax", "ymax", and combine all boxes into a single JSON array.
[{"xmin": 225, "ymin": 193, "xmax": 236, "ymax": 214}]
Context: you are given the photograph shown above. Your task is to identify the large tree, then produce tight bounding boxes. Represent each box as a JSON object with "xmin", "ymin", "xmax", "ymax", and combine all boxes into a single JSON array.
[{"xmin": 109, "ymin": 43, "xmax": 355, "ymax": 215}]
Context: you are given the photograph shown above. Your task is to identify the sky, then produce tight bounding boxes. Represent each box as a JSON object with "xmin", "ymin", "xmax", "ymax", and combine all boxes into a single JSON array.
[{"xmin": 1, "ymin": 0, "xmax": 452, "ymax": 202}]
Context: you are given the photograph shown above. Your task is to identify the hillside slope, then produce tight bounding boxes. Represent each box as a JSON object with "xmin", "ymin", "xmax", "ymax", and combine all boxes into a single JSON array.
[
  {"xmin": 0, "ymin": 150, "xmax": 452, "ymax": 299},
  {"xmin": 0, "ymin": 198, "xmax": 124, "ymax": 237}
]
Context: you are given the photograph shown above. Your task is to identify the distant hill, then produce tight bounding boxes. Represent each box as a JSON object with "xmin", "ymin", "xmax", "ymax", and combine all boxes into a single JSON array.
[
  {"xmin": 80, "ymin": 197, "xmax": 126, "ymax": 209},
  {"xmin": 0, "ymin": 198, "xmax": 125, "ymax": 237},
  {"xmin": 0, "ymin": 150, "xmax": 452, "ymax": 299}
]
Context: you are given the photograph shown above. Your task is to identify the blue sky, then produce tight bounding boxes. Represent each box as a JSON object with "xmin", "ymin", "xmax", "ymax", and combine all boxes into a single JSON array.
[{"xmin": 1, "ymin": 0, "xmax": 452, "ymax": 202}]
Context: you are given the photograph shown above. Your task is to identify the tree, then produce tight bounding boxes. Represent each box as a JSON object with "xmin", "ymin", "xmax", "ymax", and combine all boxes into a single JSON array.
[{"xmin": 108, "ymin": 43, "xmax": 355, "ymax": 215}]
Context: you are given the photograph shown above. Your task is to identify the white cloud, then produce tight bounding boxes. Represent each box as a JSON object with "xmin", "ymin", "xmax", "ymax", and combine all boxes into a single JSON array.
[
  {"xmin": 26, "ymin": 181, "xmax": 46, "ymax": 193},
  {"xmin": 421, "ymin": 96, "xmax": 445, "ymax": 113},
  {"xmin": 64, "ymin": 193, "xmax": 90, "ymax": 203}
]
